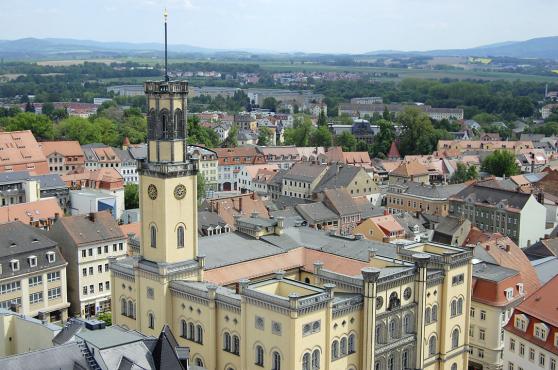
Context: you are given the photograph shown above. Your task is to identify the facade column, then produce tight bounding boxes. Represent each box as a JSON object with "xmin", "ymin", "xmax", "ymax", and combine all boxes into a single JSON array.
[
  {"xmin": 361, "ymin": 267, "xmax": 381, "ymax": 370},
  {"xmin": 323, "ymin": 283, "xmax": 335, "ymax": 370},
  {"xmin": 207, "ymin": 284, "xmax": 218, "ymax": 370},
  {"xmin": 239, "ymin": 279, "xmax": 250, "ymax": 370},
  {"xmin": 413, "ymin": 253, "xmax": 431, "ymax": 370}
]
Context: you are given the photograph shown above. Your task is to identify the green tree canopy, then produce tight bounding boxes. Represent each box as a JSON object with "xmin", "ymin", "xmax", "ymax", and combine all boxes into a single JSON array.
[
  {"xmin": 450, "ymin": 163, "xmax": 479, "ymax": 184},
  {"xmin": 55, "ymin": 117, "xmax": 101, "ymax": 144},
  {"xmin": 397, "ymin": 108, "xmax": 437, "ymax": 155},
  {"xmin": 0, "ymin": 112, "xmax": 54, "ymax": 140},
  {"xmin": 335, "ymin": 131, "xmax": 357, "ymax": 152},
  {"xmin": 317, "ymin": 109, "xmax": 328, "ymax": 127},
  {"xmin": 262, "ymin": 97, "xmax": 278, "ymax": 112},
  {"xmin": 284, "ymin": 115, "xmax": 313, "ymax": 147},
  {"xmin": 197, "ymin": 172, "xmax": 206, "ymax": 202},
  {"xmin": 309, "ymin": 126, "xmax": 333, "ymax": 147},
  {"xmin": 481, "ymin": 150, "xmax": 520, "ymax": 177},
  {"xmin": 124, "ymin": 184, "xmax": 139, "ymax": 209},
  {"xmin": 257, "ymin": 126, "xmax": 272, "ymax": 146},
  {"xmin": 371, "ymin": 119, "xmax": 395, "ymax": 157}
]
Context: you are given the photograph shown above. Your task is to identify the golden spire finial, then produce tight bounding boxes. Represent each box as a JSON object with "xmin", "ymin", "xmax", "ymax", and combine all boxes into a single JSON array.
[{"xmin": 164, "ymin": 8, "xmax": 168, "ymax": 22}]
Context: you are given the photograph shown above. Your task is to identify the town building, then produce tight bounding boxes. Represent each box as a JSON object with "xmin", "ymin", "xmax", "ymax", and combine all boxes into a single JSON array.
[
  {"xmin": 0, "ymin": 198, "xmax": 63, "ymax": 230},
  {"xmin": 189, "ymin": 145, "xmax": 219, "ymax": 192},
  {"xmin": 39, "ymin": 140, "xmax": 85, "ymax": 175},
  {"xmin": 352, "ymin": 211, "xmax": 406, "ymax": 242},
  {"xmin": 350, "ymin": 97, "xmax": 383, "ymax": 105},
  {"xmin": 111, "ymin": 78, "xmax": 473, "ymax": 370},
  {"xmin": 0, "ymin": 222, "xmax": 69, "ymax": 322},
  {"xmin": 436, "ymin": 140, "xmax": 534, "ymax": 154},
  {"xmin": 388, "ymin": 160, "xmax": 431, "ymax": 185},
  {"xmin": 0, "ymin": 171, "xmax": 69, "ymax": 211},
  {"xmin": 338, "ymin": 103, "xmax": 464, "ymax": 120},
  {"xmin": 0, "ymin": 130, "xmax": 50, "ymax": 175},
  {"xmin": 282, "ymin": 162, "xmax": 329, "ymax": 199},
  {"xmin": 0, "ymin": 312, "xmax": 192, "ymax": 370},
  {"xmin": 386, "ymin": 182, "xmax": 469, "ymax": 216},
  {"xmin": 49, "ymin": 211, "xmax": 127, "ymax": 317},
  {"xmin": 214, "ymin": 147, "xmax": 267, "ymax": 191},
  {"xmin": 503, "ymin": 274, "xmax": 558, "ymax": 370},
  {"xmin": 449, "ymin": 183, "xmax": 547, "ymax": 248},
  {"xmin": 234, "ymin": 114, "xmax": 258, "ymax": 131}
]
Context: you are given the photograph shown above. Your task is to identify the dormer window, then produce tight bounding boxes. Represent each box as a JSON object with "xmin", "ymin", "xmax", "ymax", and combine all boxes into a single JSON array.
[
  {"xmin": 517, "ymin": 283, "xmax": 524, "ymax": 295},
  {"xmin": 46, "ymin": 251, "xmax": 55, "ymax": 263},
  {"xmin": 505, "ymin": 288, "xmax": 513, "ymax": 300},
  {"xmin": 10, "ymin": 259, "xmax": 19, "ymax": 272},
  {"xmin": 28, "ymin": 255, "xmax": 37, "ymax": 268},
  {"xmin": 514, "ymin": 314, "xmax": 528, "ymax": 332},
  {"xmin": 534, "ymin": 323, "xmax": 549, "ymax": 341}
]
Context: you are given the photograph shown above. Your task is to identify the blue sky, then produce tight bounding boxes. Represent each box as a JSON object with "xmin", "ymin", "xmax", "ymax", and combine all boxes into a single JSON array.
[{"xmin": 1, "ymin": 0, "xmax": 557, "ymax": 53}]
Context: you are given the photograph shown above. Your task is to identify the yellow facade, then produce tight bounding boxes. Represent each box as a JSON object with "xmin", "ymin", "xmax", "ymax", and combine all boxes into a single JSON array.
[{"xmin": 110, "ymin": 79, "xmax": 473, "ymax": 370}]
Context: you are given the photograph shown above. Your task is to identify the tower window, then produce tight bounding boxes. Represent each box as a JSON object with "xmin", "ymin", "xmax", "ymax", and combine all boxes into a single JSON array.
[
  {"xmin": 150, "ymin": 225, "xmax": 157, "ymax": 248},
  {"xmin": 177, "ymin": 225, "xmax": 185, "ymax": 248},
  {"xmin": 148, "ymin": 312, "xmax": 155, "ymax": 329}
]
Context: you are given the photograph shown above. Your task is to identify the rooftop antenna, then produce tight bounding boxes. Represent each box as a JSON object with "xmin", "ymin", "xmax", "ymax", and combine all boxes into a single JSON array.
[{"xmin": 164, "ymin": 8, "xmax": 169, "ymax": 82}]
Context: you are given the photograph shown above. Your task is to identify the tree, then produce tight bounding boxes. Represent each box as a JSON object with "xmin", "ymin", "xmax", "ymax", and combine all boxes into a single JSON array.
[
  {"xmin": 356, "ymin": 140, "xmax": 369, "ymax": 152},
  {"xmin": 335, "ymin": 131, "xmax": 357, "ymax": 152},
  {"xmin": 187, "ymin": 116, "xmax": 220, "ymax": 147},
  {"xmin": 97, "ymin": 312, "xmax": 112, "ymax": 326},
  {"xmin": 56, "ymin": 117, "xmax": 101, "ymax": 144},
  {"xmin": 262, "ymin": 97, "xmax": 278, "ymax": 112},
  {"xmin": 450, "ymin": 163, "xmax": 479, "ymax": 183},
  {"xmin": 93, "ymin": 117, "xmax": 120, "ymax": 147},
  {"xmin": 317, "ymin": 109, "xmax": 328, "ymax": 127},
  {"xmin": 371, "ymin": 119, "xmax": 395, "ymax": 157},
  {"xmin": 24, "ymin": 101, "xmax": 35, "ymax": 113},
  {"xmin": 124, "ymin": 184, "xmax": 139, "ymax": 209},
  {"xmin": 197, "ymin": 172, "xmax": 206, "ymax": 202},
  {"xmin": 382, "ymin": 106, "xmax": 391, "ymax": 121},
  {"xmin": 120, "ymin": 115, "xmax": 147, "ymax": 144},
  {"xmin": 0, "ymin": 112, "xmax": 54, "ymax": 140},
  {"xmin": 481, "ymin": 150, "xmax": 520, "ymax": 177},
  {"xmin": 222, "ymin": 124, "xmax": 238, "ymax": 148},
  {"xmin": 309, "ymin": 126, "xmax": 333, "ymax": 147},
  {"xmin": 397, "ymin": 108, "xmax": 438, "ymax": 156},
  {"xmin": 284, "ymin": 115, "xmax": 313, "ymax": 147},
  {"xmin": 257, "ymin": 126, "xmax": 272, "ymax": 146}
]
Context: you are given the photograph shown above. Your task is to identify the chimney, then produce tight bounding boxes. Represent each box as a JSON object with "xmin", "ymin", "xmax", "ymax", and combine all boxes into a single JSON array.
[
  {"xmin": 505, "ymin": 244, "xmax": 511, "ymax": 252},
  {"xmin": 89, "ymin": 212, "xmax": 96, "ymax": 222},
  {"xmin": 384, "ymin": 209, "xmax": 389, "ymax": 216},
  {"xmin": 485, "ymin": 245, "xmax": 490, "ymax": 251}
]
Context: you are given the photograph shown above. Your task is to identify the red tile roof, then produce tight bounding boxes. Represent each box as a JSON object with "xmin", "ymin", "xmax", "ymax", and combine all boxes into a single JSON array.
[
  {"xmin": 0, "ymin": 130, "xmax": 49, "ymax": 175},
  {"xmin": 0, "ymin": 198, "xmax": 62, "ymax": 225}
]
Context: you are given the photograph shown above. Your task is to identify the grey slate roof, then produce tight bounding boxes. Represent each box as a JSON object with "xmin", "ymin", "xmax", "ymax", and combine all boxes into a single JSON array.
[
  {"xmin": 0, "ymin": 222, "xmax": 66, "ymax": 279},
  {"xmin": 296, "ymin": 202, "xmax": 338, "ymax": 223},
  {"xmin": 531, "ymin": 256, "xmax": 558, "ymax": 284},
  {"xmin": 314, "ymin": 164, "xmax": 361, "ymax": 193},
  {"xmin": 473, "ymin": 262, "xmax": 518, "ymax": 282},
  {"xmin": 323, "ymin": 188, "xmax": 360, "ymax": 216},
  {"xmin": 451, "ymin": 184, "xmax": 532, "ymax": 210},
  {"xmin": 0, "ymin": 342, "xmax": 89, "ymax": 370},
  {"xmin": 128, "ymin": 145, "xmax": 147, "ymax": 161},
  {"xmin": 0, "ymin": 171, "xmax": 32, "ymax": 184},
  {"xmin": 198, "ymin": 211, "xmax": 227, "ymax": 229},
  {"xmin": 34, "ymin": 174, "xmax": 66, "ymax": 190},
  {"xmin": 49, "ymin": 211, "xmax": 125, "ymax": 246},
  {"xmin": 283, "ymin": 162, "xmax": 328, "ymax": 182},
  {"xmin": 396, "ymin": 182, "xmax": 468, "ymax": 200}
]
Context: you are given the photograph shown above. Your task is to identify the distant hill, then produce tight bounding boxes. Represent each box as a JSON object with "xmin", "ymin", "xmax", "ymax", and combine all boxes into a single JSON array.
[{"xmin": 366, "ymin": 36, "xmax": 558, "ymax": 59}]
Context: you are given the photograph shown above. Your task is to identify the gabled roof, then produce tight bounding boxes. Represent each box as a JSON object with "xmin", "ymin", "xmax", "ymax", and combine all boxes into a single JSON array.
[
  {"xmin": 283, "ymin": 162, "xmax": 328, "ymax": 182},
  {"xmin": 51, "ymin": 211, "xmax": 125, "ymax": 246},
  {"xmin": 152, "ymin": 325, "xmax": 188, "ymax": 370},
  {"xmin": 314, "ymin": 164, "xmax": 363, "ymax": 193},
  {"xmin": 0, "ymin": 198, "xmax": 63, "ymax": 225},
  {"xmin": 514, "ymin": 274, "xmax": 558, "ymax": 327},
  {"xmin": 296, "ymin": 202, "xmax": 338, "ymax": 223},
  {"xmin": 39, "ymin": 141, "xmax": 84, "ymax": 158},
  {"xmin": 451, "ymin": 182, "xmax": 533, "ymax": 210},
  {"xmin": 387, "ymin": 142, "xmax": 401, "ymax": 159},
  {"xmin": 390, "ymin": 160, "xmax": 429, "ymax": 178},
  {"xmin": 323, "ymin": 188, "xmax": 360, "ymax": 216}
]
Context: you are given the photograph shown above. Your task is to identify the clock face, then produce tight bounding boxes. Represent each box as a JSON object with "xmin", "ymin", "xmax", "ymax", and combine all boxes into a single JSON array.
[
  {"xmin": 174, "ymin": 184, "xmax": 187, "ymax": 200},
  {"xmin": 147, "ymin": 184, "xmax": 158, "ymax": 200}
]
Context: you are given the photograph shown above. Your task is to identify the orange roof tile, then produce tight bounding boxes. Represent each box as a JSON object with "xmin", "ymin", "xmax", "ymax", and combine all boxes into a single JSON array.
[
  {"xmin": 390, "ymin": 160, "xmax": 430, "ymax": 177},
  {"xmin": 39, "ymin": 141, "xmax": 85, "ymax": 158},
  {"xmin": 120, "ymin": 222, "xmax": 141, "ymax": 237},
  {"xmin": 0, "ymin": 198, "xmax": 62, "ymax": 225},
  {"xmin": 0, "ymin": 130, "xmax": 49, "ymax": 174}
]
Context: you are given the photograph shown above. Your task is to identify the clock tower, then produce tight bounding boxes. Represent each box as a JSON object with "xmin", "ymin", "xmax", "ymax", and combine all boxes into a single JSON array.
[{"xmin": 139, "ymin": 11, "xmax": 199, "ymax": 265}]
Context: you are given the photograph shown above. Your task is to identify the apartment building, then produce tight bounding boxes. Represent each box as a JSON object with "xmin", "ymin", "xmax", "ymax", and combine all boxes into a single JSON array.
[
  {"xmin": 0, "ymin": 130, "xmax": 49, "ymax": 175},
  {"xmin": 449, "ymin": 183, "xmax": 546, "ymax": 248},
  {"xmin": 49, "ymin": 211, "xmax": 127, "ymax": 317},
  {"xmin": 503, "ymin": 275, "xmax": 558, "ymax": 370},
  {"xmin": 234, "ymin": 114, "xmax": 258, "ymax": 131},
  {"xmin": 338, "ymin": 103, "xmax": 464, "ymax": 120},
  {"xmin": 0, "ymin": 222, "xmax": 69, "ymax": 322},
  {"xmin": 188, "ymin": 145, "xmax": 219, "ymax": 192},
  {"xmin": 352, "ymin": 212, "xmax": 405, "ymax": 242},
  {"xmin": 39, "ymin": 140, "xmax": 85, "ymax": 175},
  {"xmin": 436, "ymin": 140, "xmax": 534, "ymax": 154},
  {"xmin": 282, "ymin": 162, "xmax": 329, "ymax": 199},
  {"xmin": 388, "ymin": 160, "xmax": 431, "ymax": 185},
  {"xmin": 214, "ymin": 147, "xmax": 267, "ymax": 191},
  {"xmin": 386, "ymin": 182, "xmax": 469, "ymax": 216},
  {"xmin": 0, "ymin": 198, "xmax": 63, "ymax": 230}
]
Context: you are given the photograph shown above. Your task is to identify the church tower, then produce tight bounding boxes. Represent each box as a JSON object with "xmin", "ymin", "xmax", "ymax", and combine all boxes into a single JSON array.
[{"xmin": 139, "ymin": 10, "xmax": 199, "ymax": 265}]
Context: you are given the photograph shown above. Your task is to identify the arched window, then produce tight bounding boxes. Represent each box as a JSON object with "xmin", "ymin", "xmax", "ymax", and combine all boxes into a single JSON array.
[
  {"xmin": 255, "ymin": 345, "xmax": 264, "ymax": 366},
  {"xmin": 121, "ymin": 298, "xmax": 126, "ymax": 315},
  {"xmin": 387, "ymin": 354, "xmax": 395, "ymax": 370},
  {"xmin": 232, "ymin": 335, "xmax": 240, "ymax": 355},
  {"xmin": 196, "ymin": 324, "xmax": 204, "ymax": 344},
  {"xmin": 388, "ymin": 292, "xmax": 400, "ymax": 310},
  {"xmin": 223, "ymin": 332, "xmax": 231, "ymax": 351},
  {"xmin": 175, "ymin": 109, "xmax": 184, "ymax": 138},
  {"xmin": 195, "ymin": 358, "xmax": 203, "ymax": 367},
  {"xmin": 148, "ymin": 313, "xmax": 154, "ymax": 329},
  {"xmin": 425, "ymin": 307, "xmax": 431, "ymax": 324},
  {"xmin": 451, "ymin": 299, "xmax": 457, "ymax": 317},
  {"xmin": 402, "ymin": 349, "xmax": 409, "ymax": 369},
  {"xmin": 272, "ymin": 351, "xmax": 281, "ymax": 370},
  {"xmin": 302, "ymin": 353, "xmax": 310, "ymax": 370},
  {"xmin": 340, "ymin": 337, "xmax": 348, "ymax": 356},
  {"xmin": 311, "ymin": 349, "xmax": 320, "ymax": 370},
  {"xmin": 451, "ymin": 364, "xmax": 457, "ymax": 370},
  {"xmin": 375, "ymin": 323, "xmax": 385, "ymax": 344},
  {"xmin": 403, "ymin": 313, "xmax": 413, "ymax": 333},
  {"xmin": 457, "ymin": 297, "xmax": 463, "ymax": 315},
  {"xmin": 348, "ymin": 334, "xmax": 356, "ymax": 354},
  {"xmin": 431, "ymin": 304, "xmax": 438, "ymax": 322},
  {"xmin": 389, "ymin": 318, "xmax": 399, "ymax": 339},
  {"xmin": 127, "ymin": 300, "xmax": 135, "ymax": 319},
  {"xmin": 304, "ymin": 277, "xmax": 310, "ymax": 284},
  {"xmin": 177, "ymin": 225, "xmax": 185, "ymax": 248},
  {"xmin": 188, "ymin": 322, "xmax": 195, "ymax": 340},
  {"xmin": 331, "ymin": 340, "xmax": 339, "ymax": 359},
  {"xmin": 451, "ymin": 328, "xmax": 460, "ymax": 349},
  {"xmin": 160, "ymin": 110, "xmax": 169, "ymax": 138},
  {"xmin": 150, "ymin": 225, "xmax": 157, "ymax": 248},
  {"xmin": 428, "ymin": 335, "xmax": 437, "ymax": 356},
  {"xmin": 181, "ymin": 320, "xmax": 187, "ymax": 338},
  {"xmin": 375, "ymin": 362, "xmax": 381, "ymax": 370}
]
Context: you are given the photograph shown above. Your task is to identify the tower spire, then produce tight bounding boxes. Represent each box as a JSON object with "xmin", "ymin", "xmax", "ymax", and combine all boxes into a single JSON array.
[{"xmin": 164, "ymin": 8, "xmax": 169, "ymax": 82}]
